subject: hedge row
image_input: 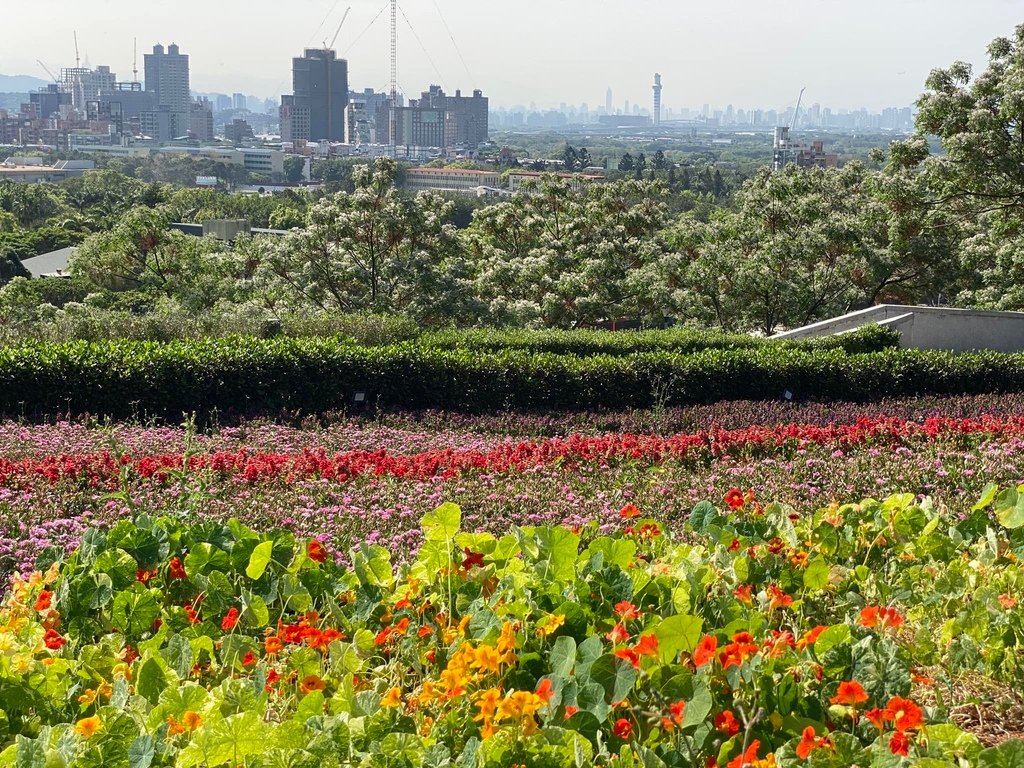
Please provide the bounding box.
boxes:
[415,324,900,356]
[0,335,1021,419]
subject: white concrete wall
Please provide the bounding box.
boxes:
[773,305,1024,353]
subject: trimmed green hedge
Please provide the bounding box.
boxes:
[417,324,900,356]
[0,334,1020,418]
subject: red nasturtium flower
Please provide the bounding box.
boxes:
[859,606,904,630]
[136,568,158,584]
[693,635,718,667]
[461,548,485,570]
[535,678,555,703]
[34,590,52,612]
[43,628,65,650]
[614,601,642,621]
[719,633,759,669]
[727,740,762,768]
[724,488,746,510]
[794,729,835,765]
[613,718,633,739]
[864,707,888,730]
[830,680,869,706]
[221,607,239,631]
[734,584,754,604]
[714,710,740,736]
[633,634,659,657]
[306,540,328,563]
[889,731,911,756]
[767,584,793,609]
[606,623,630,645]
[168,557,187,580]
[619,503,641,519]
[242,651,257,667]
[796,726,819,759]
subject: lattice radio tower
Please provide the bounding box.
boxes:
[389,0,398,147]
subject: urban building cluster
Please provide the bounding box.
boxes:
[278,48,488,154]
[0,36,491,178]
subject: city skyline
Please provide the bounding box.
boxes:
[0,0,1019,113]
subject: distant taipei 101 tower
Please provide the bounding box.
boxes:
[606,86,613,115]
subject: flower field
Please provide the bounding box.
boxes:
[1,395,1023,766]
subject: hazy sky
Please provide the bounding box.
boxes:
[3,1,1020,111]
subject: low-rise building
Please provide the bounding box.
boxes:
[0,157,96,183]
[405,166,500,194]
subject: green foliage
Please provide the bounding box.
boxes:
[0,331,1017,419]
[2,490,1022,766]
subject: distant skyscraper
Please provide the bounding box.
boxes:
[605,87,612,115]
[284,48,349,142]
[652,73,662,127]
[232,93,246,110]
[143,43,190,140]
[624,99,630,115]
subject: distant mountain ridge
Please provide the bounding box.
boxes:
[0,74,50,92]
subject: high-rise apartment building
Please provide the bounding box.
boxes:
[232,92,247,110]
[282,48,348,142]
[391,85,488,149]
[143,43,190,140]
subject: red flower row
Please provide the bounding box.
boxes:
[1,415,1020,488]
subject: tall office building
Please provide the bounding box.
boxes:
[143,43,190,140]
[232,92,247,110]
[605,87,613,115]
[283,48,348,142]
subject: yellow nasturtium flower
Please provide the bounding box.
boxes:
[381,687,403,708]
[74,716,102,739]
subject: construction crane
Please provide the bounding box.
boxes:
[74,31,81,69]
[37,60,60,83]
[790,87,806,130]
[325,6,351,50]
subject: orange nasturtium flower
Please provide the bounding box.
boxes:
[74,716,102,739]
[619,504,641,519]
[299,675,326,695]
[859,606,904,630]
[34,589,53,612]
[830,680,869,706]
[381,687,403,708]
[182,710,203,731]
[885,697,924,732]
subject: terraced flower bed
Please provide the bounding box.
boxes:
[2,489,1022,767]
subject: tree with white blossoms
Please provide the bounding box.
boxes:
[468,175,672,328]
[257,158,471,325]
[664,164,889,336]
[886,24,1024,310]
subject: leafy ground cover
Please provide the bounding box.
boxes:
[2,395,1023,766]
[2,489,1022,767]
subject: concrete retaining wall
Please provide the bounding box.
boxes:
[773,305,1024,353]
